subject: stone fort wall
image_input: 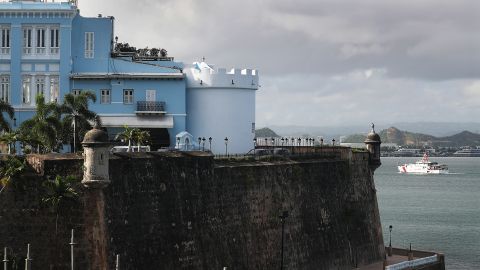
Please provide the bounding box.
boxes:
[0,149,385,269]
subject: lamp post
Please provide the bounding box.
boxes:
[332,138,336,146]
[224,137,229,156]
[279,210,289,270]
[202,137,206,151]
[3,247,9,270]
[70,229,76,270]
[320,138,323,147]
[198,137,201,150]
[388,225,393,256]
[13,117,16,127]
[253,138,257,157]
[209,137,212,151]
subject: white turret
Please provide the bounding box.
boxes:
[185,62,259,154]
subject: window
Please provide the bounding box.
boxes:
[100,89,111,104]
[72,89,82,96]
[22,76,31,104]
[0,27,10,54]
[50,28,59,54]
[123,89,133,104]
[0,75,9,103]
[85,32,94,58]
[50,76,59,102]
[23,28,32,54]
[35,76,45,97]
[36,28,46,54]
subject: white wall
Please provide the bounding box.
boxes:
[186,87,256,154]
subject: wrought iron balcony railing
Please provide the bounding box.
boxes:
[135,101,166,114]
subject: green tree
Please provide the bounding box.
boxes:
[60,91,97,152]
[0,131,19,154]
[0,100,14,132]
[0,156,26,194]
[114,125,137,152]
[134,129,150,151]
[19,94,62,153]
[42,175,79,234]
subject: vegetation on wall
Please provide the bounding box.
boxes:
[41,175,79,235]
[0,156,26,195]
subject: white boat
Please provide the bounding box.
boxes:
[453,148,480,157]
[397,152,449,174]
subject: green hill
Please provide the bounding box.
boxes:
[343,127,480,147]
[255,127,280,138]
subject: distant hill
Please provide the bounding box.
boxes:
[255,127,280,138]
[342,127,480,147]
[268,122,480,139]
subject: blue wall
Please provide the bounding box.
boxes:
[0,3,188,147]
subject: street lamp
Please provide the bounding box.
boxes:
[209,137,212,151]
[202,137,206,151]
[332,138,336,146]
[253,138,257,157]
[279,210,289,270]
[320,138,323,147]
[13,117,16,127]
[224,137,229,156]
[198,137,202,150]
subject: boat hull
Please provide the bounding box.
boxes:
[397,165,449,174]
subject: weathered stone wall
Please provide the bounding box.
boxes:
[0,150,385,269]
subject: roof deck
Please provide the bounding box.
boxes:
[0,0,76,10]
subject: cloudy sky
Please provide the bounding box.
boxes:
[80,0,480,128]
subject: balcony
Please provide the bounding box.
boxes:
[135,101,167,115]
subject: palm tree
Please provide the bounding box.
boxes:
[0,100,14,132]
[0,131,19,154]
[42,175,79,235]
[60,91,97,153]
[134,129,150,152]
[19,94,62,153]
[114,125,137,152]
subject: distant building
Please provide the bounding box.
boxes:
[0,0,258,153]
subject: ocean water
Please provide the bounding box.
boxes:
[375,157,480,270]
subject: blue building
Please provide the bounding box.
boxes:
[0,0,259,154]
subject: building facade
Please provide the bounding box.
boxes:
[0,0,258,154]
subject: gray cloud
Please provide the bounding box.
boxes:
[80,0,480,127]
